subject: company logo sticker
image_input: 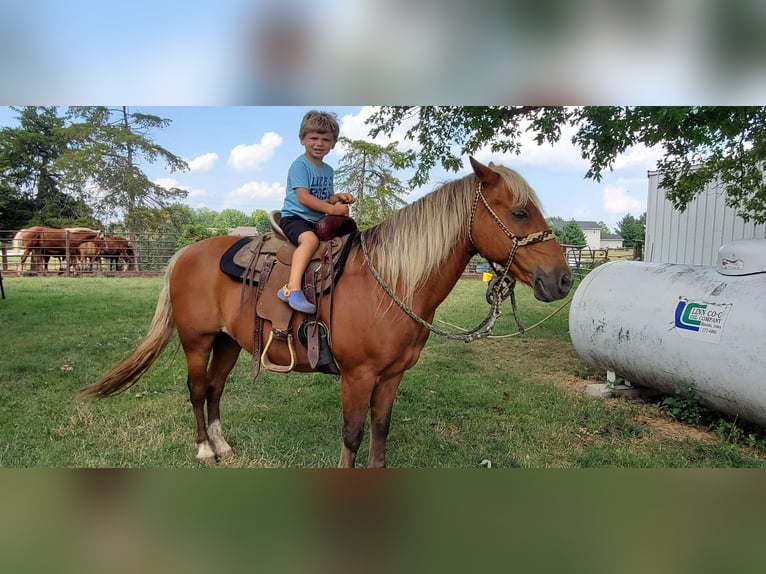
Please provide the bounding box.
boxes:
[674,298,732,343]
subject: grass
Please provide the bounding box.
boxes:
[0,274,764,468]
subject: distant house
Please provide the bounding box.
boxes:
[551,220,623,250]
[573,221,604,250]
[600,233,624,249]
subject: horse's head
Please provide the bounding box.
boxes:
[468,157,572,302]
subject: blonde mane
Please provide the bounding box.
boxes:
[362,162,542,304]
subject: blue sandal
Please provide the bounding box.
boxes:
[277,285,316,314]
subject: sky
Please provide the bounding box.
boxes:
[0,106,663,233]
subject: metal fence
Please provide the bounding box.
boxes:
[0,229,180,276]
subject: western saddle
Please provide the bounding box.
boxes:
[223,212,356,378]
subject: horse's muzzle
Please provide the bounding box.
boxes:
[533,269,572,302]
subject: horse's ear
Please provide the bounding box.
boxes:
[469,156,499,186]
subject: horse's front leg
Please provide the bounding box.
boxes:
[368,373,405,468]
[338,372,376,468]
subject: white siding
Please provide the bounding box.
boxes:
[646,171,766,266]
[583,228,601,250]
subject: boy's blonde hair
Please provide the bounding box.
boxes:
[299,110,340,142]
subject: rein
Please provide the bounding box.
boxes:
[360,180,555,342]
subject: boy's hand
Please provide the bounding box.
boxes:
[332,193,355,205]
[329,202,350,216]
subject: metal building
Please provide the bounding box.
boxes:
[645,170,766,266]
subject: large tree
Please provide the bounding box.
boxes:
[616,213,646,247]
[334,137,411,228]
[367,106,766,223]
[61,106,188,222]
[0,106,97,227]
[0,106,188,229]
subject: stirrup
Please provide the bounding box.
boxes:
[260,330,296,373]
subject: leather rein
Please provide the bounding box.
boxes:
[359,180,555,341]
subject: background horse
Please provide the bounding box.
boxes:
[17,226,103,274]
[77,240,105,273]
[78,158,572,467]
[101,236,136,271]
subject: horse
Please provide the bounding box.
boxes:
[101,236,136,271]
[77,158,572,467]
[17,226,103,274]
[77,240,104,273]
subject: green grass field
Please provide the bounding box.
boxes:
[1,274,764,467]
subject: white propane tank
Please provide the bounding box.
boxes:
[569,239,766,425]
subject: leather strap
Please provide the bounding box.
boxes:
[251,257,274,378]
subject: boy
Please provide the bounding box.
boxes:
[278,110,355,313]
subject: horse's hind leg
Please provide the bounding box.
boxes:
[183,338,218,461]
[205,333,242,459]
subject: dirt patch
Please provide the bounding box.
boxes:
[475,336,722,446]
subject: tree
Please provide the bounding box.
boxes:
[335,137,412,228]
[61,106,188,222]
[546,216,566,242]
[213,208,251,229]
[366,106,766,223]
[616,213,646,247]
[0,106,188,229]
[0,106,97,227]
[561,220,587,246]
[251,209,271,234]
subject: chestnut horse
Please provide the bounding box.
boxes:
[101,236,136,271]
[78,158,572,467]
[17,226,103,273]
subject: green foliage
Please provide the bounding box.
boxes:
[335,137,410,227]
[367,106,766,223]
[661,383,705,425]
[252,209,271,233]
[0,106,188,228]
[176,224,228,247]
[616,213,645,247]
[213,208,251,228]
[561,220,587,246]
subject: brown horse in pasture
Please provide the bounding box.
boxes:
[78,158,572,467]
[101,236,136,271]
[17,226,103,273]
[77,240,105,273]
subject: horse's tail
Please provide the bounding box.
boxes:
[77,248,185,401]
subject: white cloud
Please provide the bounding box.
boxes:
[613,143,663,171]
[155,177,183,190]
[603,185,643,214]
[188,152,218,172]
[228,132,283,171]
[223,180,285,210]
[339,106,420,152]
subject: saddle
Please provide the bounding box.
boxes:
[219,213,357,378]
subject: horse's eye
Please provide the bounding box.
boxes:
[511,210,528,220]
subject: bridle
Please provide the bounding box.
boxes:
[468,180,555,282]
[359,180,556,341]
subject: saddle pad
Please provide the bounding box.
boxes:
[219,231,357,290]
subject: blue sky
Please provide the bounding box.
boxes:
[0,106,662,232]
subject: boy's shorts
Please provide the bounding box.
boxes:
[279,215,317,245]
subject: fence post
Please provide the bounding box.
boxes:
[1,246,7,271]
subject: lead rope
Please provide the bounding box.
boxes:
[360,180,557,341]
[359,231,511,342]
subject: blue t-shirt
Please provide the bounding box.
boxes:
[281,154,334,223]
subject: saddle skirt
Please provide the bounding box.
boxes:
[218,230,356,377]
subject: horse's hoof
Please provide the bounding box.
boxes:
[216,448,234,460]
